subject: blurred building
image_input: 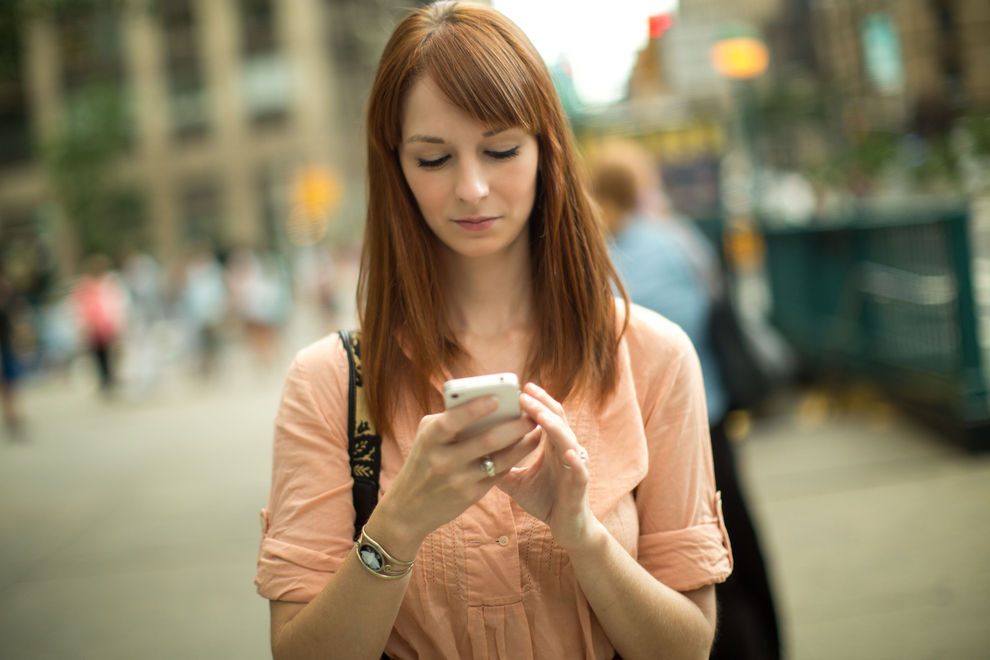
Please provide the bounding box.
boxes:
[601,0,792,219]
[811,0,990,131]
[0,0,419,277]
[652,0,990,124]
[613,0,990,211]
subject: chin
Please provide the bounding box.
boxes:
[455,244,505,260]
[440,227,529,262]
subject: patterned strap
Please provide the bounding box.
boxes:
[338,329,382,542]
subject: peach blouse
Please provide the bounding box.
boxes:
[256,304,732,659]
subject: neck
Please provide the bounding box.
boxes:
[442,244,533,339]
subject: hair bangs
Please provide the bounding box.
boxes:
[419,15,544,134]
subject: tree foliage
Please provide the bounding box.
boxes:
[41,82,133,258]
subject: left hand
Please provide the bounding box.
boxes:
[497,383,594,550]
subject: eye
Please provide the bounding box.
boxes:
[487,146,520,160]
[417,155,450,169]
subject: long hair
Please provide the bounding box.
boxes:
[359,1,629,436]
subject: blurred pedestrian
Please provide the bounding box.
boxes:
[0,267,26,435]
[121,249,166,397]
[72,254,127,396]
[256,3,731,659]
[178,245,228,379]
[293,245,340,332]
[228,248,291,369]
[590,140,781,660]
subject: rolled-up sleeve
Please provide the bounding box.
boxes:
[630,312,733,592]
[255,337,356,603]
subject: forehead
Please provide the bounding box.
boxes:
[401,76,501,141]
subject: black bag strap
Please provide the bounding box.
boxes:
[338,331,394,660]
[338,329,382,542]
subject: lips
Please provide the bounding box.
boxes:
[453,216,498,231]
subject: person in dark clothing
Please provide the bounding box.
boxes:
[709,419,781,659]
[0,269,25,435]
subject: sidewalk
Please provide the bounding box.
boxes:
[0,355,279,660]
[1,351,988,658]
[735,386,990,659]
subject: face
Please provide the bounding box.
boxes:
[398,76,539,263]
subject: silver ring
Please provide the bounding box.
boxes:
[480,456,496,478]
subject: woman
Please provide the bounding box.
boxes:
[255,3,732,658]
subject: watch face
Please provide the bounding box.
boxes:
[359,544,384,571]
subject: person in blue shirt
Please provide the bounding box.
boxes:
[590,141,781,660]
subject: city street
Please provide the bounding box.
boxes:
[1,337,989,659]
[2,1,988,658]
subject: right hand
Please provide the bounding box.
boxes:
[370,396,541,557]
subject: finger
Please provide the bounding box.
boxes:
[520,394,573,445]
[521,394,585,467]
[494,430,543,498]
[488,425,541,474]
[450,415,537,464]
[439,395,500,440]
[519,391,553,420]
[522,382,565,416]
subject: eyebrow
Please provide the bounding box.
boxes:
[404,127,509,144]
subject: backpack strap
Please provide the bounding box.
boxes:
[338,329,382,542]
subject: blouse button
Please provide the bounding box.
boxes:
[497,535,509,546]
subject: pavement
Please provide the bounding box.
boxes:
[733,386,990,659]
[1,337,989,659]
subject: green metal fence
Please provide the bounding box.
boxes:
[759,206,989,449]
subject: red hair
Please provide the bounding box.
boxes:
[359,1,628,436]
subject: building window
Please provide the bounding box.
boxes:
[181,179,223,247]
[55,4,125,92]
[323,0,383,122]
[257,162,289,251]
[930,0,963,103]
[53,3,133,148]
[240,0,277,55]
[105,187,149,253]
[860,13,904,95]
[239,0,290,125]
[0,2,30,165]
[157,0,209,139]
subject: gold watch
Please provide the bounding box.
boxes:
[355,527,415,579]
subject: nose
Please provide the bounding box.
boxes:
[455,160,489,204]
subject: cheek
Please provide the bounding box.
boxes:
[507,159,539,209]
[404,170,446,218]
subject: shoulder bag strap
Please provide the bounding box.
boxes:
[337,329,382,542]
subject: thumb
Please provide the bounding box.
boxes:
[496,466,527,496]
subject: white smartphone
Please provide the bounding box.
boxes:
[442,373,522,436]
